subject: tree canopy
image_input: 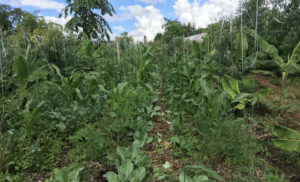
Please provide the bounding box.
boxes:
[62,0,115,40]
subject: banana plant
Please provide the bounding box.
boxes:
[245,27,300,113]
[221,74,270,110]
[272,125,300,153]
[245,27,300,83]
[221,75,249,110]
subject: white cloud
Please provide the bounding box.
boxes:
[109,32,118,41]
[44,16,71,26]
[113,26,125,32]
[129,6,165,41]
[174,0,242,28]
[137,0,164,5]
[1,0,65,11]
[108,5,165,41]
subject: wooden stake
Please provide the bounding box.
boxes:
[116,37,120,63]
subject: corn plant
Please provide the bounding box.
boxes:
[22,100,45,139]
[52,65,84,106]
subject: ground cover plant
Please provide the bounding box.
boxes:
[0,0,300,181]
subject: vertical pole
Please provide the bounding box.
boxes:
[116,37,120,64]
[172,35,175,60]
[144,35,147,45]
[241,3,244,77]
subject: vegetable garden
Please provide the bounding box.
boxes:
[0,0,300,181]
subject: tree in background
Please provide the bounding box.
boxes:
[62,0,115,40]
[0,4,12,31]
[9,8,26,27]
[155,19,201,43]
[242,0,300,60]
[23,13,38,33]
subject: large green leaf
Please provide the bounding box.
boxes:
[288,41,300,65]
[130,167,145,182]
[179,172,210,182]
[28,66,48,82]
[179,172,193,182]
[13,56,34,82]
[272,139,300,153]
[273,125,300,139]
[193,176,210,182]
[284,41,300,74]
[234,30,248,61]
[116,146,128,161]
[117,159,133,180]
[221,74,240,99]
[187,165,224,181]
[68,167,84,182]
[78,33,95,58]
[231,93,251,103]
[52,65,66,85]
[53,168,68,182]
[272,125,300,153]
[244,27,284,65]
[104,172,119,182]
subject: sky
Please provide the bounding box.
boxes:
[0,0,242,41]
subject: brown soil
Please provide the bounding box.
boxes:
[253,74,300,181]
[266,148,300,182]
[253,73,300,125]
[145,102,183,181]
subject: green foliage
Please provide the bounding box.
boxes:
[179,172,210,182]
[46,167,84,182]
[104,160,146,182]
[13,55,34,84]
[283,41,300,74]
[104,140,150,182]
[69,124,109,161]
[221,74,240,98]
[1,3,300,181]
[23,13,38,33]
[0,4,12,31]
[245,27,284,65]
[221,74,247,110]
[52,65,85,105]
[62,0,115,39]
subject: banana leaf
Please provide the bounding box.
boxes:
[272,125,300,153]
